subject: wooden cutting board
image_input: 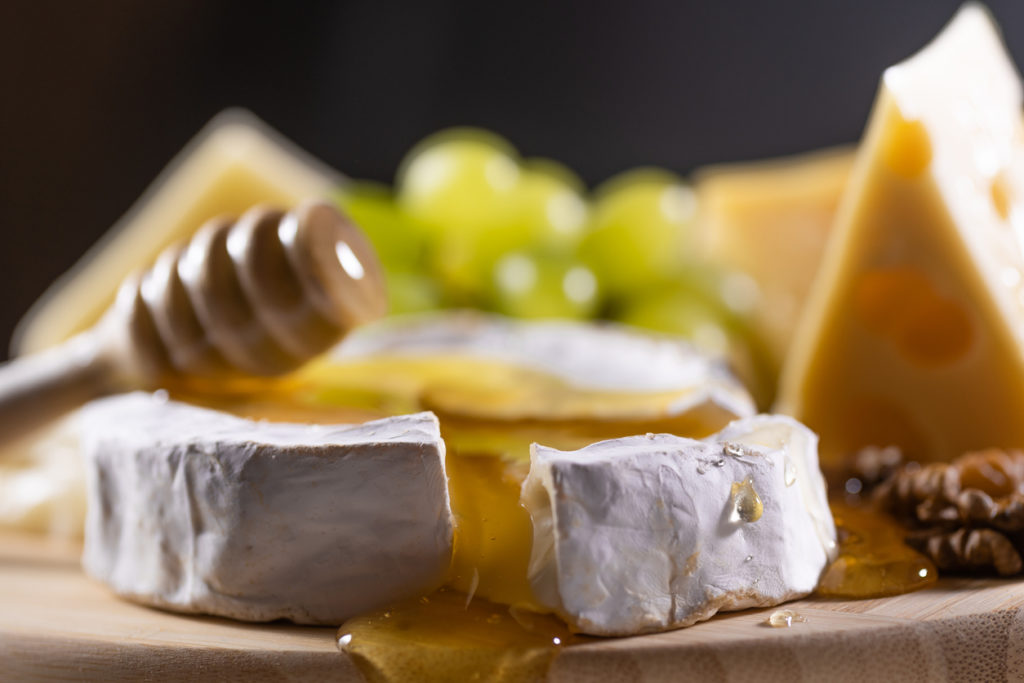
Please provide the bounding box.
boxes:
[2,530,1023,682]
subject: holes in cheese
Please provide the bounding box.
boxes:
[854,267,974,367]
[832,397,928,465]
[991,174,1012,221]
[881,111,932,178]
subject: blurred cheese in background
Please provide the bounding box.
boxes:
[0,417,84,539]
[12,109,342,357]
[695,147,855,393]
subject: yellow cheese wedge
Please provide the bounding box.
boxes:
[778,6,1024,465]
[12,110,342,356]
[696,147,854,381]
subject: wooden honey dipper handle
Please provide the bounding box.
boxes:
[0,200,387,445]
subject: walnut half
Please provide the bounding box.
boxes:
[906,527,1023,577]
[869,449,1024,577]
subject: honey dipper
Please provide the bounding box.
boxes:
[0,200,387,444]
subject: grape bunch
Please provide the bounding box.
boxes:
[335,128,771,403]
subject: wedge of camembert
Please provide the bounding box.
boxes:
[80,393,452,625]
[521,415,836,636]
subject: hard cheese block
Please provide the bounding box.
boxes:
[778,6,1024,464]
[80,393,452,625]
[696,147,854,382]
[13,110,341,356]
[521,414,835,636]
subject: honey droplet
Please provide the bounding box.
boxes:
[724,443,748,458]
[766,609,805,628]
[729,477,763,523]
[784,456,797,487]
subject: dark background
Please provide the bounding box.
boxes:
[1,1,1022,359]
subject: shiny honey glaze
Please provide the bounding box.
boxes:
[817,500,937,598]
[337,418,633,683]
[337,589,590,682]
[176,354,938,681]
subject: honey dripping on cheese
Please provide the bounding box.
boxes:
[334,422,599,683]
[299,355,677,683]
[729,476,764,523]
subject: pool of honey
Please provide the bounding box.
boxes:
[819,501,936,598]
[175,356,936,682]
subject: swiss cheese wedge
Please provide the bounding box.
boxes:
[779,5,1024,464]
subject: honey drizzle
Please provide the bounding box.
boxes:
[334,413,623,683]
[817,500,937,598]
[337,588,590,683]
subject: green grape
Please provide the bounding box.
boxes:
[396,128,520,230]
[579,168,698,297]
[335,181,427,271]
[511,158,589,250]
[489,250,601,320]
[460,159,590,294]
[396,129,522,296]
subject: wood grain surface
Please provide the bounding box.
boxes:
[2,530,1024,682]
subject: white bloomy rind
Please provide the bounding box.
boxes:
[522,414,836,636]
[335,311,756,420]
[80,393,453,625]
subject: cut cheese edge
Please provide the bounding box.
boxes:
[778,5,1024,464]
[696,146,854,385]
[80,393,452,625]
[521,415,835,636]
[13,110,342,356]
